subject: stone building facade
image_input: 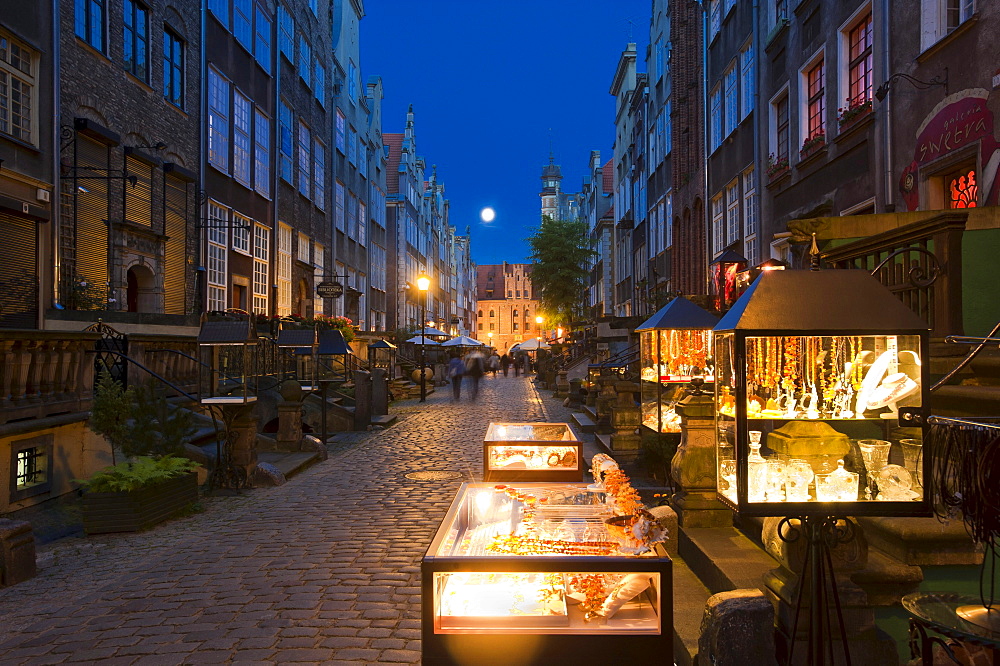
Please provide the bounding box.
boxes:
[474,263,543,353]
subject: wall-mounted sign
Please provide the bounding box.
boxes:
[316,281,343,299]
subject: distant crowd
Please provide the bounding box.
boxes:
[446,350,534,401]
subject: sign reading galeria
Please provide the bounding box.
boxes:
[899,88,1000,211]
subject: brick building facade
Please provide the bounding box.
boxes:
[474,263,543,353]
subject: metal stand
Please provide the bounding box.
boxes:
[318,378,335,446]
[205,403,252,492]
[420,298,427,402]
[780,515,854,666]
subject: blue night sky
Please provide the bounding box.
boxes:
[360,0,650,268]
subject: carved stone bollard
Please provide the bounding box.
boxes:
[371,367,389,416]
[276,379,304,451]
[0,519,36,587]
[609,381,642,459]
[671,385,732,527]
[568,378,583,408]
[594,372,617,434]
[698,589,777,666]
[554,369,570,398]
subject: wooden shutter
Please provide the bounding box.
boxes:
[0,212,38,328]
[164,175,189,315]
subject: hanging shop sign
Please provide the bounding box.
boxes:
[316,281,343,299]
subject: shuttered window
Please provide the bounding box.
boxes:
[164,175,188,315]
[74,136,110,304]
[0,213,37,328]
[124,155,152,226]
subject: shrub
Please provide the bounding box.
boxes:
[76,455,200,493]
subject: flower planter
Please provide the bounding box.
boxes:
[82,472,199,535]
[837,107,873,135]
[767,166,791,184]
[799,142,826,162]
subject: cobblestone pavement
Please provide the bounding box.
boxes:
[0,375,587,665]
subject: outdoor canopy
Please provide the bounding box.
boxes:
[516,338,551,351]
[406,335,441,345]
[415,327,449,338]
[440,335,484,347]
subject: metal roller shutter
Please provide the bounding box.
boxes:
[124,156,152,227]
[74,137,110,301]
[163,175,189,315]
[0,212,38,328]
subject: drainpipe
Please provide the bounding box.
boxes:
[50,0,60,326]
[881,0,893,212]
[752,0,761,262]
[196,0,208,314]
[272,5,281,317]
[702,1,711,295]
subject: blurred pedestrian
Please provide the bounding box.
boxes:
[465,350,486,400]
[487,353,500,377]
[500,353,511,377]
[447,353,464,401]
[513,354,523,377]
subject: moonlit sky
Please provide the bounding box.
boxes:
[360,1,650,267]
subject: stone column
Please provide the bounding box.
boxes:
[371,368,389,416]
[276,380,304,450]
[671,387,731,527]
[609,381,642,460]
[595,372,618,434]
[568,378,583,408]
[227,402,258,482]
[353,370,372,430]
[554,369,570,398]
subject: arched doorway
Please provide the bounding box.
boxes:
[126,264,156,312]
[296,278,309,317]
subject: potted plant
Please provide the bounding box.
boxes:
[766,153,790,181]
[82,374,200,534]
[837,97,873,131]
[799,130,826,159]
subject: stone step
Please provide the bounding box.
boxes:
[370,414,397,428]
[584,404,598,421]
[570,411,596,433]
[594,432,613,456]
[671,558,712,666]
[678,525,778,596]
[258,450,322,479]
[929,384,1000,417]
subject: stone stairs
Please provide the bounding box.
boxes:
[929,343,1000,417]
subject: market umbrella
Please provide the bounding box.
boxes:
[405,335,441,345]
[415,327,449,338]
[517,338,551,351]
[441,335,484,347]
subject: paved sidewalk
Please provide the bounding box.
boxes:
[0,374,588,665]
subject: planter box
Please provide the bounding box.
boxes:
[82,472,199,535]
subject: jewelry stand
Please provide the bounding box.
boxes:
[779,515,854,666]
[204,399,256,492]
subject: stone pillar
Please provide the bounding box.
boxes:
[698,590,777,666]
[568,378,583,408]
[554,369,570,398]
[230,405,259,478]
[609,381,642,460]
[671,387,732,527]
[0,519,36,587]
[353,370,372,430]
[595,372,617,434]
[371,368,389,416]
[276,379,304,450]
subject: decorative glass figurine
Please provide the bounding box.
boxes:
[858,440,892,499]
[875,464,920,501]
[785,459,815,502]
[747,431,767,502]
[898,438,923,491]
[814,459,860,502]
[765,459,786,502]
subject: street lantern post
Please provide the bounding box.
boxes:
[417,273,430,402]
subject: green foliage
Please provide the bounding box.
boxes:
[89,371,136,464]
[76,455,200,493]
[124,383,196,459]
[64,274,110,310]
[526,216,596,326]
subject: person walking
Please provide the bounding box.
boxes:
[465,350,486,400]
[487,353,500,377]
[513,354,522,377]
[500,353,511,377]
[447,353,465,401]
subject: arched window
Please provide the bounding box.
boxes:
[489,310,495,318]
[512,309,518,317]
[478,309,483,317]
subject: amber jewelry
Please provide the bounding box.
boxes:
[782,336,800,391]
[486,535,618,556]
[851,337,864,390]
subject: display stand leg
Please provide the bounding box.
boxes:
[206,404,250,492]
[781,515,853,666]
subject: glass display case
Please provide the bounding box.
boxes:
[713,269,931,517]
[636,297,719,435]
[483,423,583,482]
[422,481,672,664]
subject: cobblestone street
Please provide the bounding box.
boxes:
[0,375,587,665]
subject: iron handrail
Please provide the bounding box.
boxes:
[930,320,1000,392]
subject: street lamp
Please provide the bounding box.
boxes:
[488,330,493,347]
[535,315,544,340]
[417,272,430,402]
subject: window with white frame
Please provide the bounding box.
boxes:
[254,109,270,197]
[724,64,738,135]
[297,232,310,263]
[277,223,291,316]
[803,56,825,143]
[921,0,976,50]
[298,35,310,87]
[208,68,230,172]
[710,86,722,152]
[232,212,251,254]
[313,242,325,313]
[233,0,252,52]
[278,5,293,62]
[371,243,386,291]
[252,224,269,314]
[846,11,873,108]
[712,194,725,255]
[359,140,367,178]
[347,192,357,237]
[742,168,758,262]
[232,90,252,186]
[335,109,346,153]
[335,181,345,231]
[726,181,740,244]
[665,193,673,248]
[278,100,292,183]
[313,139,325,210]
[348,61,357,102]
[357,201,367,247]
[254,6,271,73]
[297,121,310,198]
[348,127,357,165]
[206,202,228,311]
[740,42,754,119]
[773,90,790,165]
[0,30,37,144]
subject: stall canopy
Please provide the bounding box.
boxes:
[635,296,720,332]
[517,338,551,351]
[441,335,484,347]
[415,327,450,338]
[406,335,441,346]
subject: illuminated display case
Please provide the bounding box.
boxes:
[635,297,719,435]
[483,423,583,482]
[713,270,930,517]
[421,481,672,664]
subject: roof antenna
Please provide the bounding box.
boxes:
[548,129,554,164]
[809,233,822,271]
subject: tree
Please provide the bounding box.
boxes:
[526,216,596,326]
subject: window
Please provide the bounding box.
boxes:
[254,109,270,197]
[298,35,311,87]
[712,194,724,255]
[490,322,495,331]
[163,29,183,108]
[254,6,271,73]
[206,201,228,310]
[252,224,270,314]
[477,310,483,317]
[233,90,252,186]
[923,0,976,47]
[0,31,36,143]
[348,127,357,165]
[774,93,790,164]
[357,201,366,246]
[805,58,825,140]
[297,121,310,198]
[948,168,978,208]
[710,86,722,151]
[347,192,357,237]
[348,61,357,102]
[709,0,721,40]
[123,1,149,82]
[277,223,292,316]
[513,309,519,317]
[297,232,310,263]
[775,0,788,21]
[232,212,251,254]
[740,42,754,119]
[726,181,740,244]
[489,310,495,317]
[278,6,294,62]
[12,436,53,501]
[359,140,367,177]
[335,181,345,231]
[208,0,228,28]
[314,62,325,107]
[742,168,757,262]
[847,13,873,107]
[724,65,738,136]
[947,0,976,32]
[478,323,483,331]
[313,139,325,210]
[75,0,107,52]
[335,109,346,153]
[208,68,230,172]
[513,322,519,330]
[233,0,252,51]
[278,100,293,184]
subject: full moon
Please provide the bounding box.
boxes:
[480,207,496,223]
